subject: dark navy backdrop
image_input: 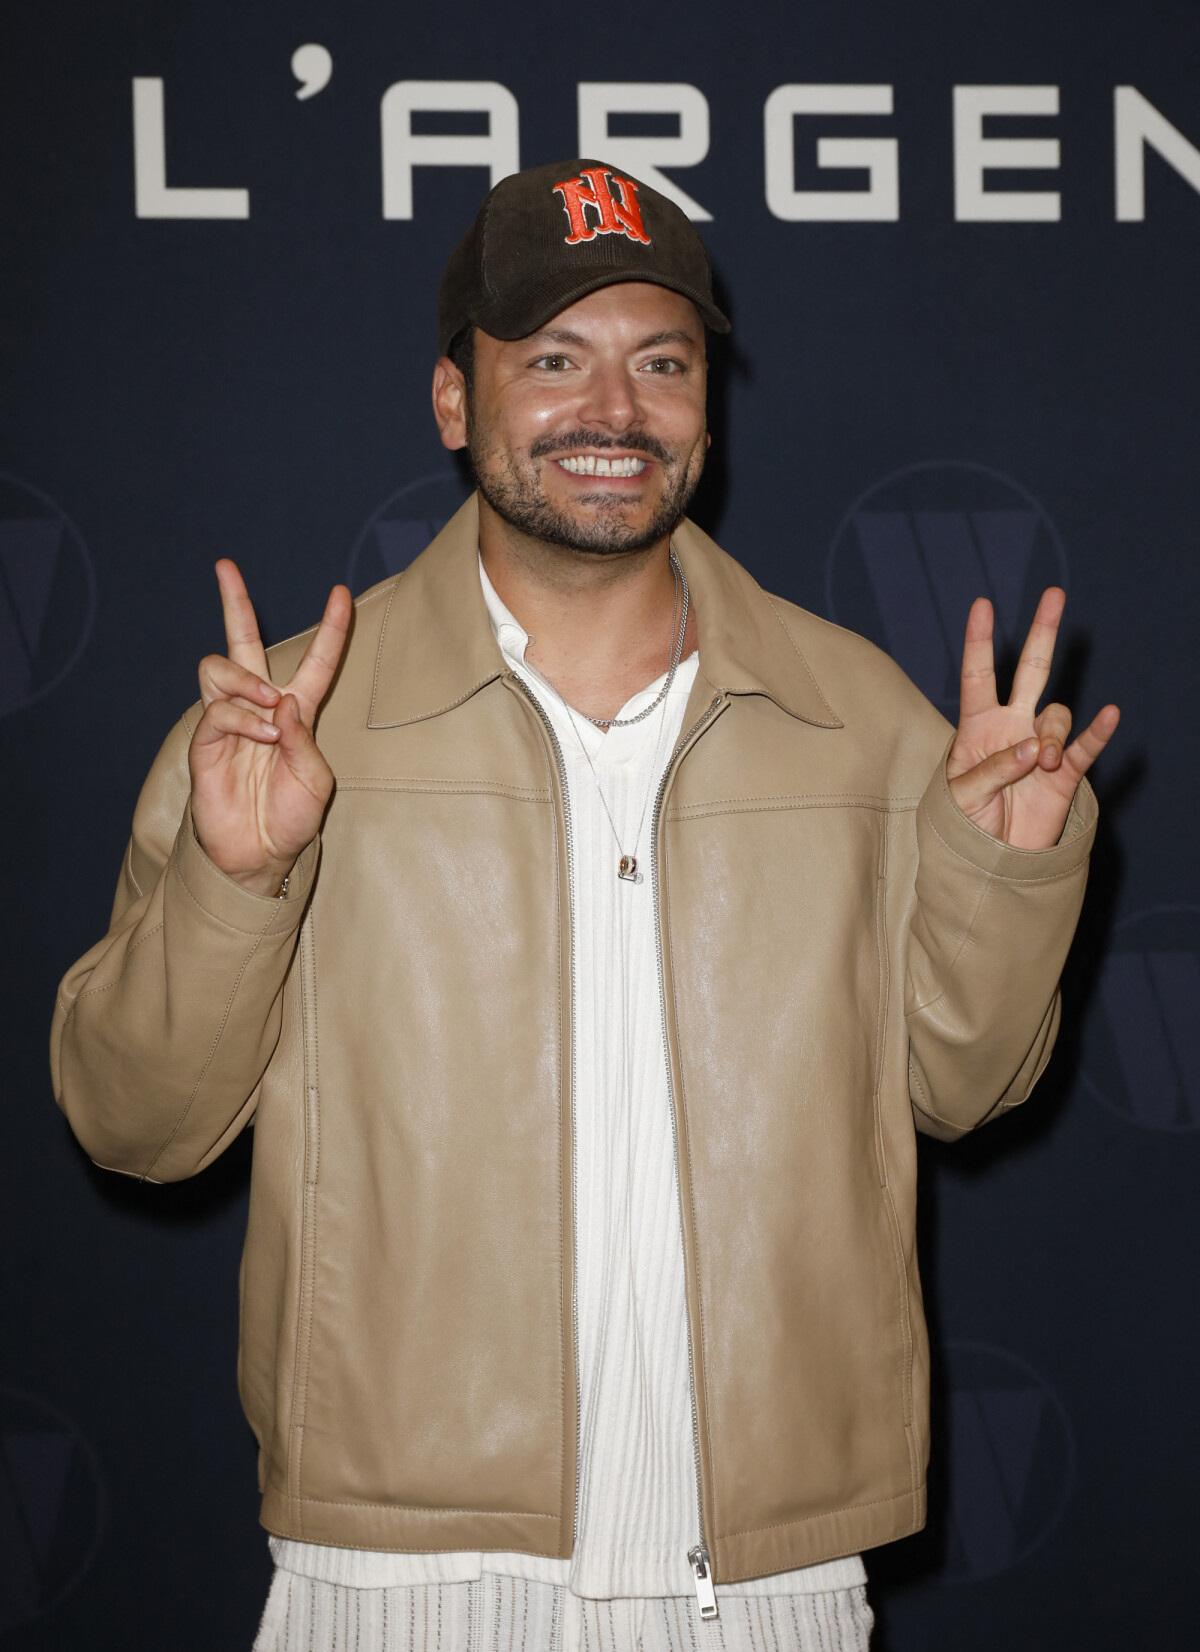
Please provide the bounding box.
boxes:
[3,1,1198,1645]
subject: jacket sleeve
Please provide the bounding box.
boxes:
[50,711,320,1181]
[904,742,1097,1140]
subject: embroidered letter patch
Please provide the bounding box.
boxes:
[552,168,652,246]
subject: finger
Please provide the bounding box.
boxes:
[1010,586,1065,712]
[1033,702,1072,771]
[198,653,282,711]
[958,597,999,720]
[1060,703,1121,783]
[947,738,1040,817]
[215,559,270,677]
[191,698,282,750]
[287,585,353,718]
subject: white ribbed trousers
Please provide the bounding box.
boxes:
[253,1571,874,1652]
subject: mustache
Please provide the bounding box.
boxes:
[529,428,675,465]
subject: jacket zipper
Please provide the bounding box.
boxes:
[651,694,725,1620]
[509,677,583,1553]
[515,672,724,1612]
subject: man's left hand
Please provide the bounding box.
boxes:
[946,587,1120,850]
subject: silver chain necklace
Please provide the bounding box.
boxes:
[573,551,689,729]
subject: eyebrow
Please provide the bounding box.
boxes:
[526,326,701,351]
[635,329,699,349]
[529,328,589,347]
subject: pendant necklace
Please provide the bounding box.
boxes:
[522,556,688,885]
[561,688,673,886]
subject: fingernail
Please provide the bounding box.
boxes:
[1017,740,1038,762]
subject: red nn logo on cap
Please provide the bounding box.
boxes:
[552,167,652,247]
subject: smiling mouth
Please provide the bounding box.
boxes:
[554,454,648,478]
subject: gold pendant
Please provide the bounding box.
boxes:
[618,855,642,884]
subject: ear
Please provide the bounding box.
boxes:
[432,358,468,451]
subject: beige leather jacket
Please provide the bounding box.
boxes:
[52,498,1096,1582]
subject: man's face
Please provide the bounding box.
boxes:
[442,283,708,556]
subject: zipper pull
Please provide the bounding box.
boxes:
[687,1544,718,1619]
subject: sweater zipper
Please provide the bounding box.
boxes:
[651,694,724,1620]
[509,677,583,1553]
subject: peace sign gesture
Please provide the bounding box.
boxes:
[189,561,353,896]
[946,587,1120,850]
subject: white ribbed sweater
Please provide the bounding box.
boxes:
[269,562,864,1604]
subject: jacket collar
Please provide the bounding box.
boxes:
[367,493,841,730]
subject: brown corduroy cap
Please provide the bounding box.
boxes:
[438,159,730,357]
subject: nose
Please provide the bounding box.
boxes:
[575,358,643,434]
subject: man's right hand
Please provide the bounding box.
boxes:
[189,560,352,897]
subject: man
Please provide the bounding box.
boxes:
[52,160,1118,1651]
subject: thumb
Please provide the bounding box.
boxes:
[947,739,1039,817]
[274,691,306,741]
[275,693,329,786]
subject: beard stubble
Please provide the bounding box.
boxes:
[467,416,706,557]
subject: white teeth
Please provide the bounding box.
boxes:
[555,455,648,477]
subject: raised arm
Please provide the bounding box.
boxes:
[50,566,350,1180]
[905,589,1118,1138]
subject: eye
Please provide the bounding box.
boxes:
[640,356,683,375]
[532,354,573,371]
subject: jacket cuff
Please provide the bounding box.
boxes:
[170,802,319,935]
[920,737,1098,884]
